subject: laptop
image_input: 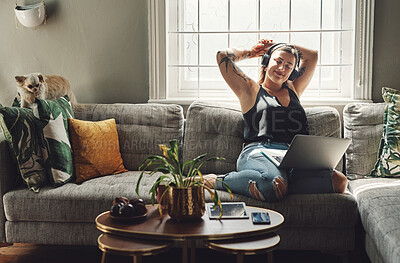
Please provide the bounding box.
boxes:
[260,135,351,169]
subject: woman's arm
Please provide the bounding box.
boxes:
[290,44,318,97]
[216,48,254,98]
[216,41,271,99]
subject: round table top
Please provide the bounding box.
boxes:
[96,205,284,241]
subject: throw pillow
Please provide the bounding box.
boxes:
[68,118,127,183]
[0,106,47,192]
[33,95,75,186]
[370,87,400,177]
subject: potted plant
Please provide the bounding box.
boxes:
[135,139,232,220]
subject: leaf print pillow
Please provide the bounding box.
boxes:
[33,95,75,186]
[370,87,400,177]
[0,106,47,192]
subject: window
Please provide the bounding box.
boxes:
[148,0,374,104]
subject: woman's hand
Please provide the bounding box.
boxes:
[249,39,274,58]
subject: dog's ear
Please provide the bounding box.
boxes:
[38,74,44,83]
[15,76,26,85]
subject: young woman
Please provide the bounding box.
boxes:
[206,39,348,202]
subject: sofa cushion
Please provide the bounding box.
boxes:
[74,103,185,171]
[215,188,357,228]
[183,101,342,174]
[3,171,156,223]
[183,101,243,174]
[305,106,341,137]
[5,222,101,245]
[68,118,127,183]
[0,106,47,192]
[348,178,400,263]
[34,95,75,187]
[371,87,400,178]
[4,169,358,230]
[344,103,386,179]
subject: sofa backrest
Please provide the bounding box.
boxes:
[183,101,341,174]
[343,103,386,179]
[74,103,184,170]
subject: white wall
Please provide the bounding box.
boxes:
[0,0,148,106]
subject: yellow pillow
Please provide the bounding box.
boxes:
[68,118,127,183]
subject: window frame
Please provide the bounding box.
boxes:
[148,0,374,105]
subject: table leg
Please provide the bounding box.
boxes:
[237,253,244,263]
[182,240,188,263]
[101,252,108,263]
[133,255,142,263]
[267,251,273,263]
[190,240,196,263]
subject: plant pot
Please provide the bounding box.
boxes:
[156,184,168,210]
[15,1,46,28]
[167,186,205,221]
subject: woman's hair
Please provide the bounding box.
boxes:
[257,44,302,85]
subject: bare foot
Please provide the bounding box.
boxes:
[195,174,217,188]
[332,170,348,193]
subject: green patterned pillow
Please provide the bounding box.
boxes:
[0,106,47,192]
[33,95,75,186]
[12,96,21,107]
[371,87,400,177]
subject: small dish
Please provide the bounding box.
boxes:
[110,211,148,223]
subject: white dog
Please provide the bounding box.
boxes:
[15,73,78,109]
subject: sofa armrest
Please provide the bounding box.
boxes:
[0,131,19,242]
[343,102,386,179]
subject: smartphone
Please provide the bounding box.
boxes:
[251,212,271,224]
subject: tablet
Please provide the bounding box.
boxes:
[206,202,249,219]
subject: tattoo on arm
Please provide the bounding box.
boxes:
[243,51,251,59]
[297,67,306,78]
[218,51,249,82]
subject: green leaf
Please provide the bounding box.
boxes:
[169,139,179,160]
[149,175,171,205]
[188,156,225,178]
[184,153,208,178]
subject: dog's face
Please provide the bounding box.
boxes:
[15,74,44,94]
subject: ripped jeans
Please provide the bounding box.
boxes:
[215,141,335,202]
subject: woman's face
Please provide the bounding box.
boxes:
[266,50,296,84]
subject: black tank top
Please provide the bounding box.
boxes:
[243,85,309,144]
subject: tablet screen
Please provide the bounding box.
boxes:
[206,202,249,219]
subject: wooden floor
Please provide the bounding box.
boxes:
[0,243,367,263]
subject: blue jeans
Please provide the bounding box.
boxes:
[216,141,335,201]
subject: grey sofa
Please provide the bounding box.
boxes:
[344,102,400,263]
[0,101,358,255]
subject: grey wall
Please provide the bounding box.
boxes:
[0,0,148,106]
[372,0,400,102]
[0,1,397,106]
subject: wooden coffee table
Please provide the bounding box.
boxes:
[96,205,284,263]
[206,233,280,263]
[97,233,173,263]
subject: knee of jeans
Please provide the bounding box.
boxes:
[273,176,287,200]
[249,180,266,201]
[248,177,287,201]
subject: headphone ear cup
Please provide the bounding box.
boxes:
[261,53,270,67]
[288,69,299,81]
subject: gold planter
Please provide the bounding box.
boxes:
[167,186,205,221]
